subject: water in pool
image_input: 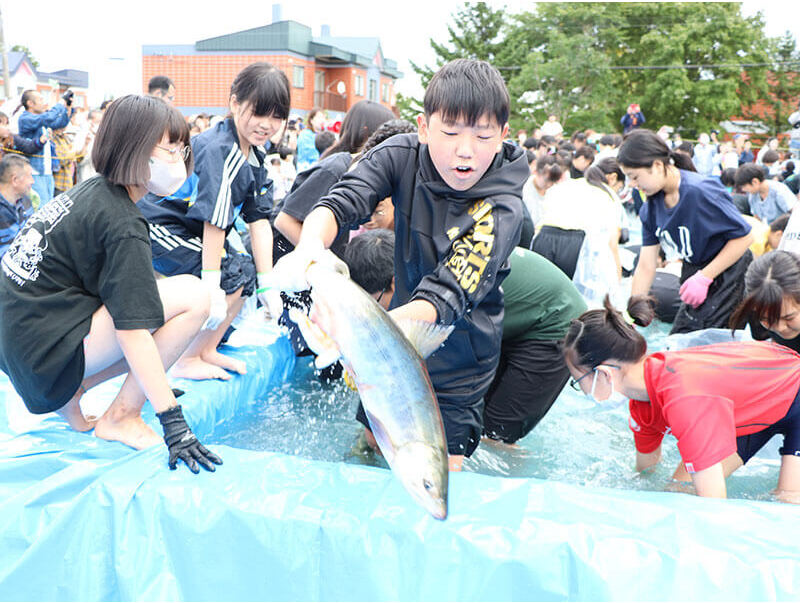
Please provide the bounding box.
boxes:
[208,320,782,503]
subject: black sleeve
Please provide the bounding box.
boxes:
[316,145,400,230]
[96,233,165,330]
[412,195,524,325]
[281,164,344,222]
[13,134,44,156]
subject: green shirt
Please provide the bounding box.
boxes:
[502,248,587,342]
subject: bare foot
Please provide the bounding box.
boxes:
[56,386,96,432]
[201,349,247,375]
[171,356,232,381]
[94,413,162,450]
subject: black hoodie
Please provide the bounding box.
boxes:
[318,133,527,452]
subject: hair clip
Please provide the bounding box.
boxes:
[621,310,636,325]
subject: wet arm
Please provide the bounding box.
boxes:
[631,244,659,297]
[274,211,303,246]
[636,446,662,472]
[691,462,727,498]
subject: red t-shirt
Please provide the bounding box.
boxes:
[629,342,800,473]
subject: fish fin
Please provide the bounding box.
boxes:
[394,320,454,359]
[364,410,395,464]
[288,308,341,367]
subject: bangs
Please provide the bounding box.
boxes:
[746,289,785,330]
[424,59,509,127]
[166,108,190,145]
[231,63,291,120]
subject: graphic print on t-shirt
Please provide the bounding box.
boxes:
[655,225,693,261]
[1,192,73,286]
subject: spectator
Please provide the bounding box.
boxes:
[296,107,326,172]
[595,134,618,163]
[51,126,85,196]
[540,114,564,139]
[148,75,176,105]
[0,111,44,165]
[735,163,797,224]
[720,167,751,215]
[789,107,800,160]
[693,133,716,176]
[0,155,34,256]
[314,130,336,156]
[515,129,527,146]
[15,89,73,205]
[761,149,780,179]
[736,135,754,165]
[570,145,595,179]
[756,137,779,165]
[716,141,740,172]
[74,108,102,183]
[571,131,587,150]
[620,103,645,134]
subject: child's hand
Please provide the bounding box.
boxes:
[256,272,284,320]
[157,405,223,473]
[679,272,713,308]
[271,240,347,292]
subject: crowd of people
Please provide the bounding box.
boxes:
[2,60,800,503]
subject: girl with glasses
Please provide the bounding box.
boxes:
[562,294,800,503]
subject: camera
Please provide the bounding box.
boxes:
[61,89,74,107]
[288,119,297,131]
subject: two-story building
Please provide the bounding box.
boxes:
[142,18,402,119]
[1,52,89,111]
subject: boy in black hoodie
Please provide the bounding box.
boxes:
[270,59,527,470]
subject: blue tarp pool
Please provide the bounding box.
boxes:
[1,324,800,601]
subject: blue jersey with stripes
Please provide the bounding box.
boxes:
[138,118,274,237]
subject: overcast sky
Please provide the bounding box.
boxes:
[2,0,798,106]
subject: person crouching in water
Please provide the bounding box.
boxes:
[562,295,800,502]
[344,231,587,447]
[0,95,221,474]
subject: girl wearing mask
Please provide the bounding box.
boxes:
[139,62,290,380]
[563,295,800,503]
[0,95,221,473]
[620,129,753,334]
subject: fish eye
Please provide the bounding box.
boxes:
[423,479,433,491]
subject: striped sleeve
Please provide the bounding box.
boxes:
[187,141,248,229]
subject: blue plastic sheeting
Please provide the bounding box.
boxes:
[2,337,800,600]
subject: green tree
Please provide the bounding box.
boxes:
[406,2,511,115]
[742,32,800,136]
[10,44,38,69]
[504,2,771,135]
[395,91,423,123]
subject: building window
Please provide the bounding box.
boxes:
[368,79,377,102]
[293,66,305,89]
[382,83,390,103]
[355,75,364,97]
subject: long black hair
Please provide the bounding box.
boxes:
[321,100,394,159]
[617,129,696,173]
[230,62,290,119]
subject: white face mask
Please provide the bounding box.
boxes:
[587,367,629,408]
[146,156,187,197]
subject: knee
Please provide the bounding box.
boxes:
[162,274,210,323]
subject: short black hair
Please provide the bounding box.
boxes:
[92,95,191,187]
[148,75,174,95]
[720,167,738,188]
[734,163,766,186]
[770,213,791,232]
[557,141,575,154]
[357,118,417,157]
[230,62,291,119]
[314,130,335,154]
[522,136,538,150]
[574,145,595,161]
[761,149,779,164]
[599,134,616,147]
[343,229,395,295]
[0,154,30,183]
[423,58,509,127]
[277,144,293,160]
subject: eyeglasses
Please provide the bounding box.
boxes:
[155,144,191,161]
[569,364,621,391]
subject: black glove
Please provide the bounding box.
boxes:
[157,405,223,473]
[61,90,74,107]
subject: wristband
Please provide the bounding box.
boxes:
[201,269,221,287]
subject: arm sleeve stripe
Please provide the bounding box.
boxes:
[211,145,246,228]
[148,223,203,253]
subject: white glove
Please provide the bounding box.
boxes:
[201,269,228,331]
[256,272,284,321]
[270,239,348,293]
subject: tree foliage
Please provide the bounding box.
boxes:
[409,2,791,136]
[10,45,38,69]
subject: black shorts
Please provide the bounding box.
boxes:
[483,339,570,444]
[737,386,800,463]
[530,225,585,280]
[148,223,256,296]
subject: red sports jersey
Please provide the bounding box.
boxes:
[628,341,800,473]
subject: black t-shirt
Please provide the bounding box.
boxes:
[0,176,164,413]
[280,151,353,258]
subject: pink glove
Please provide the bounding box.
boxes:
[679,272,713,308]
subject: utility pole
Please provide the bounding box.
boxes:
[0,6,11,100]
